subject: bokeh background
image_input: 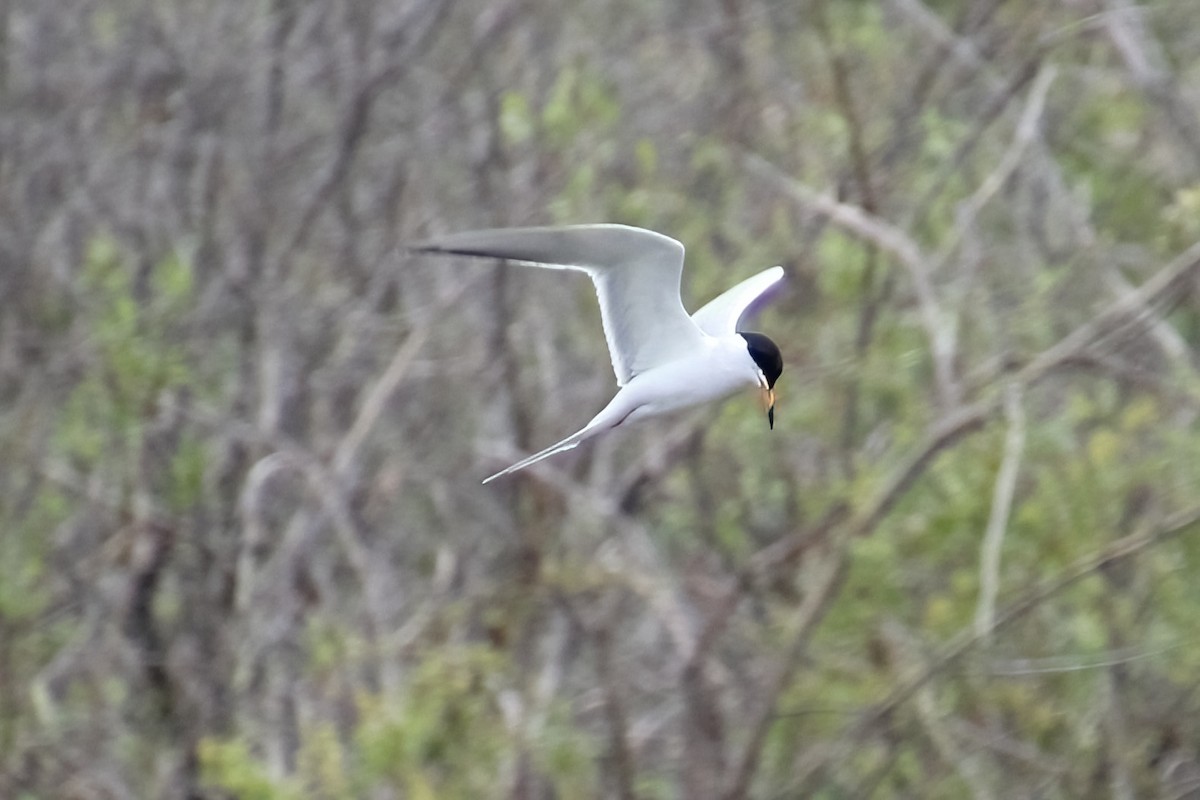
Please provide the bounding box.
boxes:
[5,0,1200,797]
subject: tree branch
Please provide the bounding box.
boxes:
[796,502,1200,793]
[743,152,959,408]
[974,381,1025,641]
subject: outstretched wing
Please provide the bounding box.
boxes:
[690,266,785,336]
[412,224,706,385]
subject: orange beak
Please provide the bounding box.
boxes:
[760,386,776,430]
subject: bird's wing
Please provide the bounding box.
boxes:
[412,224,706,385]
[690,266,785,336]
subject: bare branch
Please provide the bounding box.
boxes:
[1019,237,1200,380]
[796,502,1200,792]
[332,323,431,477]
[935,65,1058,271]
[1102,0,1200,172]
[850,236,1200,543]
[743,152,960,408]
[974,381,1025,641]
[594,624,638,800]
[721,548,848,800]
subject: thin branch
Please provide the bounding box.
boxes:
[332,322,431,477]
[935,65,1057,271]
[915,670,995,800]
[1100,263,1191,364]
[270,0,452,277]
[685,503,850,672]
[946,717,1068,777]
[594,625,638,800]
[847,401,990,539]
[681,657,727,800]
[1102,0,1200,172]
[849,236,1200,541]
[985,638,1199,676]
[814,0,888,475]
[1018,237,1200,380]
[887,0,989,74]
[237,449,373,610]
[721,548,848,800]
[902,50,1046,233]
[742,152,960,408]
[795,502,1200,791]
[974,380,1025,641]
[742,155,928,283]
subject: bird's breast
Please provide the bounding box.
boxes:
[622,338,759,415]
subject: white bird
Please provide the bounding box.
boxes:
[412,224,784,484]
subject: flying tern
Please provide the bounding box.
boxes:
[412,224,784,483]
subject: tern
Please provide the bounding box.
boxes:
[413,224,784,484]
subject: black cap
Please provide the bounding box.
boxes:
[740,332,783,389]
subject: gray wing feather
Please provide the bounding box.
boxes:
[413,224,705,385]
[690,266,785,336]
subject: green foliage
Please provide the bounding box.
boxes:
[0,487,67,620]
[1060,87,1166,246]
[84,238,187,397]
[1161,184,1200,251]
[199,645,599,799]
[10,2,1200,798]
[543,66,620,148]
[198,738,305,800]
[355,646,509,795]
[165,435,207,511]
[815,231,870,303]
[499,91,535,147]
[0,233,219,786]
[53,236,209,510]
[528,703,599,800]
[495,65,626,224]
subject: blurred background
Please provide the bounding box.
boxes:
[4,0,1200,797]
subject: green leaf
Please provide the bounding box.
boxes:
[499,91,534,146]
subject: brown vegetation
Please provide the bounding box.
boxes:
[3,0,1200,797]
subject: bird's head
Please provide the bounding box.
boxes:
[740,332,783,429]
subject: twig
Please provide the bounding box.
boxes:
[721,547,848,800]
[887,0,989,74]
[847,401,990,539]
[935,65,1057,271]
[1102,0,1200,171]
[332,323,431,476]
[795,502,1200,791]
[850,236,1200,541]
[915,668,995,800]
[974,380,1025,641]
[742,152,960,408]
[985,638,1198,676]
[1101,264,1191,363]
[1018,237,1200,381]
[814,0,888,474]
[594,624,638,800]
[237,449,373,610]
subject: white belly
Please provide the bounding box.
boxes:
[593,336,761,427]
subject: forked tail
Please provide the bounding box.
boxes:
[481,429,592,484]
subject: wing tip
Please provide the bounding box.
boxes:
[407,239,495,260]
[405,238,439,253]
